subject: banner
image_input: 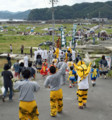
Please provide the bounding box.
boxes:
[61,26,66,47]
[72,24,77,45]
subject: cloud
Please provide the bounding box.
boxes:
[0,0,110,12]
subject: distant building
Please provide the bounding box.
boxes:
[91,18,108,23]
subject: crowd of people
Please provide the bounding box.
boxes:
[1,46,109,120]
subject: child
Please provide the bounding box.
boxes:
[67,58,73,70]
[14,69,40,120]
[44,61,67,117]
[74,61,91,109]
[68,66,77,88]
[1,64,13,102]
[52,55,58,66]
[40,59,48,76]
[91,65,99,87]
[13,60,20,79]
[28,61,36,80]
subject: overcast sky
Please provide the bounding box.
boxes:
[0,0,110,12]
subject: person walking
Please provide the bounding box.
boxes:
[30,47,33,58]
[14,69,40,120]
[44,61,67,117]
[7,53,11,68]
[1,64,13,102]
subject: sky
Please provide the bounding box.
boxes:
[0,0,110,12]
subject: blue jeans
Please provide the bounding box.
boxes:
[3,86,13,100]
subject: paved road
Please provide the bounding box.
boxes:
[0,74,112,120]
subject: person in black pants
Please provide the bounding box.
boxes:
[7,53,11,68]
[21,45,24,54]
[30,47,33,58]
[1,64,13,102]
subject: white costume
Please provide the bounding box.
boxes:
[39,49,42,56]
[50,51,53,64]
[43,50,48,60]
[72,50,76,61]
[78,76,89,89]
[24,55,28,67]
[41,50,44,59]
[34,50,38,61]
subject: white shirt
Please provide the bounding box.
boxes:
[43,50,48,59]
[24,56,28,67]
[78,76,89,89]
[72,50,76,61]
[10,46,12,50]
[34,50,38,61]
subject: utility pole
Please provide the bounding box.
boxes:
[99,11,100,25]
[50,0,58,46]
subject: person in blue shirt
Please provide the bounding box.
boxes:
[68,66,77,88]
[99,55,108,79]
[91,65,99,87]
[13,60,20,79]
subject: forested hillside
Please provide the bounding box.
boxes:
[28,1,112,20]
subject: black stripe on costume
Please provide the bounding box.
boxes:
[58,98,63,101]
[30,106,39,117]
[78,94,83,97]
[83,98,87,100]
[50,98,56,102]
[84,94,87,96]
[19,106,39,118]
[58,104,63,107]
[78,101,82,103]
[79,89,88,91]
[51,106,57,109]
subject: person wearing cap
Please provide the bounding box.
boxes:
[1,64,13,102]
[74,61,91,109]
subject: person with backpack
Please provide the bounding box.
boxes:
[99,55,108,79]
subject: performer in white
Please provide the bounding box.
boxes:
[41,49,44,60]
[34,49,38,62]
[72,50,76,61]
[43,49,48,60]
[50,50,53,64]
[24,54,28,67]
[39,48,42,56]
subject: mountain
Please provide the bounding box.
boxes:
[0,1,112,20]
[0,10,30,19]
[28,1,112,20]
